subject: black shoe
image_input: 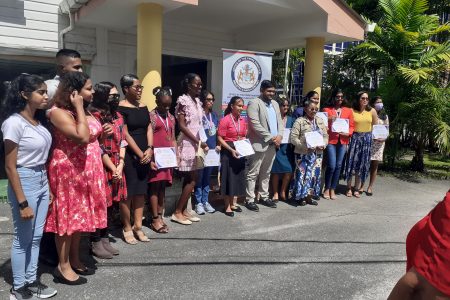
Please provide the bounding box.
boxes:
[72,266,95,276]
[224,211,235,217]
[312,195,320,201]
[298,200,307,206]
[307,200,318,206]
[260,199,277,208]
[245,202,259,211]
[231,206,243,212]
[53,268,87,285]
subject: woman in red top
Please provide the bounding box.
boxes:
[322,89,354,200]
[217,96,247,217]
[388,190,450,299]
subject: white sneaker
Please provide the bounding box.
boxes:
[195,204,205,215]
[204,202,216,213]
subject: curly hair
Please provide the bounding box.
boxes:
[1,74,45,123]
[53,71,90,111]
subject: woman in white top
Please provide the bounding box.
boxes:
[1,74,57,299]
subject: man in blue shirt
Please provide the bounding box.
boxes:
[246,80,284,211]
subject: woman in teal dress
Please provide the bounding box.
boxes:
[270,97,294,202]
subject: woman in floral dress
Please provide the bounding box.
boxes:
[45,72,107,285]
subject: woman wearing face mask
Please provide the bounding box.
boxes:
[45,71,107,285]
[89,82,126,258]
[359,96,389,196]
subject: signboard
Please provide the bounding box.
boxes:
[222,49,273,115]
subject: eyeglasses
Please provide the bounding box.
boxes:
[360,97,369,100]
[191,83,203,88]
[335,96,344,99]
[108,94,120,102]
[307,108,319,112]
[206,97,215,102]
[130,85,144,91]
[282,104,289,107]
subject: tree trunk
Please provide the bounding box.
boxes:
[411,142,425,172]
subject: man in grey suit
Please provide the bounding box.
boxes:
[245,80,284,211]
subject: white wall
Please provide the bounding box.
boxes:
[65,20,235,112]
[0,0,61,56]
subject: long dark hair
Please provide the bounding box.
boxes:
[352,91,372,112]
[181,73,199,95]
[277,95,291,116]
[90,81,117,123]
[371,95,387,121]
[54,71,90,110]
[224,96,243,116]
[200,89,214,106]
[1,74,45,123]
[328,88,344,107]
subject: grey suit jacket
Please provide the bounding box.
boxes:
[247,97,284,152]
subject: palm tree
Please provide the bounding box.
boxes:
[345,0,450,171]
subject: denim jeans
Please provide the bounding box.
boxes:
[194,167,214,205]
[324,143,347,190]
[8,165,49,289]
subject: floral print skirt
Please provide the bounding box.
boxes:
[343,132,372,183]
[290,152,323,201]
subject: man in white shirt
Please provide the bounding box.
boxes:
[45,48,83,105]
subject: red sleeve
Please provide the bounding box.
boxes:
[218,116,229,138]
[347,108,355,136]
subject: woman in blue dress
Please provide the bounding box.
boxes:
[271,96,294,202]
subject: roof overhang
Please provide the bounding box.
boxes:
[60,0,366,51]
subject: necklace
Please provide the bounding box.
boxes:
[156,110,172,141]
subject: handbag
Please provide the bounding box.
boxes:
[195,141,206,169]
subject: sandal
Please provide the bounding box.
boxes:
[122,229,138,245]
[158,213,168,227]
[346,189,353,197]
[322,190,330,200]
[132,226,150,242]
[353,190,361,198]
[150,216,168,234]
[366,188,373,196]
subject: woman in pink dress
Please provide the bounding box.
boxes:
[148,86,176,233]
[45,72,107,285]
[172,73,208,225]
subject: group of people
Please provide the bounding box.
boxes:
[1,48,391,300]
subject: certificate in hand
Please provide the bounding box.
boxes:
[372,125,389,139]
[198,127,208,143]
[154,147,177,169]
[332,118,349,133]
[281,128,291,144]
[204,150,220,167]
[305,131,325,148]
[316,112,328,125]
[233,139,255,157]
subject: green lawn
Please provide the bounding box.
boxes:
[0,179,7,203]
[382,152,450,179]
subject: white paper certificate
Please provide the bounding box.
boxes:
[198,127,208,143]
[281,128,291,144]
[305,131,325,148]
[372,125,389,139]
[316,112,328,125]
[332,118,349,133]
[204,150,220,167]
[154,147,177,169]
[233,139,255,157]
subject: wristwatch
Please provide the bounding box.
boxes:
[19,200,29,210]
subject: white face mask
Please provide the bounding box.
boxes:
[374,103,384,111]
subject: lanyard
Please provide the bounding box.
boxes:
[156,110,170,133]
[335,108,342,118]
[230,114,241,137]
[203,113,214,129]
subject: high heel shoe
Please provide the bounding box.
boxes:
[53,268,87,285]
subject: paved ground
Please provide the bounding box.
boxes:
[0,175,448,300]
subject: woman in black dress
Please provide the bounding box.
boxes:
[117,74,153,244]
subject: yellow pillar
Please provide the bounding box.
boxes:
[137,3,162,110]
[303,37,325,101]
